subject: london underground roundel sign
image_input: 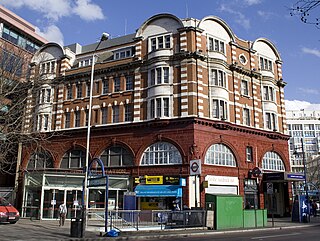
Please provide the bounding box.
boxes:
[190,159,201,176]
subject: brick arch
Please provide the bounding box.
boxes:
[203,140,240,167]
[136,136,185,166]
[259,147,288,172]
[95,140,135,167]
[57,144,88,168]
[21,147,54,170]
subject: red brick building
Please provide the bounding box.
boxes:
[19,14,290,220]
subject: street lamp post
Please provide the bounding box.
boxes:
[83,32,109,233]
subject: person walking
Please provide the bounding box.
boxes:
[59,202,67,226]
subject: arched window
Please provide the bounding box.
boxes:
[205,144,236,167]
[141,142,182,165]
[60,149,85,169]
[262,151,285,171]
[28,151,53,170]
[100,146,133,167]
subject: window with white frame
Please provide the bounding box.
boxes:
[262,151,285,171]
[124,103,133,122]
[141,142,182,165]
[40,60,56,74]
[210,69,226,87]
[259,57,273,71]
[126,75,133,90]
[76,84,82,99]
[114,77,120,92]
[112,105,119,123]
[241,80,249,96]
[78,58,92,67]
[150,67,170,86]
[60,149,86,169]
[74,111,80,127]
[263,86,275,101]
[212,99,228,120]
[149,34,171,52]
[37,114,50,131]
[65,112,70,128]
[205,143,236,166]
[40,88,51,103]
[103,79,109,94]
[43,114,49,131]
[150,97,170,119]
[100,146,134,167]
[208,37,225,54]
[66,85,72,100]
[246,146,253,162]
[265,112,277,130]
[243,108,250,126]
[102,107,108,124]
[114,47,134,60]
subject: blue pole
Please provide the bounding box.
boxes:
[105,176,109,233]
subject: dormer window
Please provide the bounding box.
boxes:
[114,47,134,60]
[208,37,225,54]
[78,58,92,67]
[149,34,171,52]
[260,57,272,71]
[40,60,56,74]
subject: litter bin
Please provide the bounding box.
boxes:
[70,218,83,238]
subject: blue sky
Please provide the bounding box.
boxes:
[1,0,319,110]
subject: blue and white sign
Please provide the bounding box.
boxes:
[299,195,310,223]
[286,173,305,181]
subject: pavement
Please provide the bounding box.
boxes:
[12,215,320,241]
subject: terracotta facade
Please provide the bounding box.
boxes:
[19,14,291,215]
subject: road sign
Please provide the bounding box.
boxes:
[190,159,201,175]
[88,176,108,187]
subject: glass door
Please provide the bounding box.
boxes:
[66,190,83,219]
[43,189,64,219]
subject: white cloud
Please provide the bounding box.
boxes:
[244,0,262,6]
[219,4,251,29]
[285,100,320,111]
[0,0,105,21]
[257,10,276,20]
[73,0,104,21]
[298,87,320,95]
[35,25,64,46]
[302,47,320,58]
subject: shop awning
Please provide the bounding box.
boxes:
[134,185,182,197]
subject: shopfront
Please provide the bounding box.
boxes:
[22,172,129,220]
[134,176,184,210]
[205,175,239,195]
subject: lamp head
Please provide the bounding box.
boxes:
[101,32,110,41]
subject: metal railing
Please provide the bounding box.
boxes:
[86,209,207,232]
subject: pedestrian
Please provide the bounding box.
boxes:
[59,202,67,226]
[311,200,318,217]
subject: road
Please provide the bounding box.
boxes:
[1,218,320,241]
[149,226,320,241]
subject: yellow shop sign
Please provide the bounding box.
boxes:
[146,176,163,185]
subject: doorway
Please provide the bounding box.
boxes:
[42,188,83,219]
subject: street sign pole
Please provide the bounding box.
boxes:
[190,160,201,208]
